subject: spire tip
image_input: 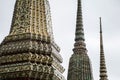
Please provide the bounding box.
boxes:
[100,17,102,33]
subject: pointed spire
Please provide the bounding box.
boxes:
[67,0,93,80]
[75,0,85,41]
[99,17,108,80]
[100,17,104,53]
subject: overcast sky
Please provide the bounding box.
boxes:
[0,0,120,80]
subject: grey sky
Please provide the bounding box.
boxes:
[0,0,120,80]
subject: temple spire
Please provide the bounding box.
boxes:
[67,0,93,80]
[75,0,85,41]
[0,0,65,80]
[99,17,108,80]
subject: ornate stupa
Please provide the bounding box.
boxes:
[67,0,93,80]
[0,0,65,80]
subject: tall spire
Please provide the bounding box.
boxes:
[75,0,85,41]
[99,17,108,80]
[67,0,93,80]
